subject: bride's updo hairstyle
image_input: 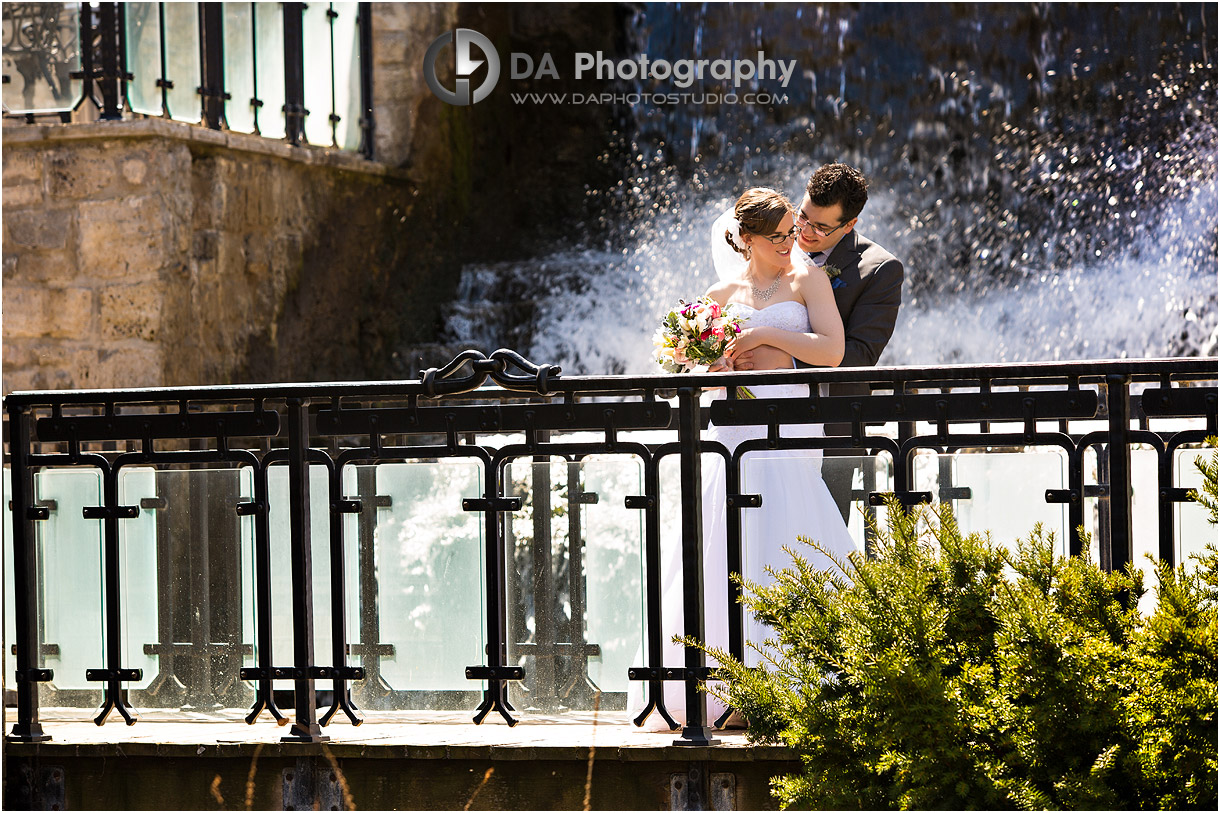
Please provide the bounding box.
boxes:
[725,187,793,258]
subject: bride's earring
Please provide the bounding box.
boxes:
[744,243,752,260]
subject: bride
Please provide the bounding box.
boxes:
[632,187,859,730]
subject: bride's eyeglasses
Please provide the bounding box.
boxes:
[757,226,799,245]
[795,213,848,238]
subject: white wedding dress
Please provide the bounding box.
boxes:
[630,300,859,730]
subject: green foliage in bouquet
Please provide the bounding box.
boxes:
[700,458,1219,810]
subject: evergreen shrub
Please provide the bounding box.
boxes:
[703,444,1219,810]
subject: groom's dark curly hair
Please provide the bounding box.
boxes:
[806,163,869,222]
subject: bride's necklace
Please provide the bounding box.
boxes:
[749,270,783,302]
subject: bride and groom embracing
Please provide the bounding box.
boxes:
[631,162,905,730]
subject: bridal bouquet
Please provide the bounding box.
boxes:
[652,297,755,398]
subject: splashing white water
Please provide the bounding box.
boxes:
[886,183,1219,365]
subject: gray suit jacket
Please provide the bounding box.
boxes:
[822,229,904,369]
[810,231,904,442]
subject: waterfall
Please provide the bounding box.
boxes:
[434,3,1217,375]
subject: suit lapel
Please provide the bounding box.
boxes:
[826,231,863,278]
[824,231,864,318]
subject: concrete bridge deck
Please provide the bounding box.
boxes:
[4,708,800,810]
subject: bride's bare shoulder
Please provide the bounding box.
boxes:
[787,255,816,277]
[704,279,737,303]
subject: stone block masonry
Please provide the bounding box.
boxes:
[2,119,440,392]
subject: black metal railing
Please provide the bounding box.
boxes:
[3,352,1216,746]
[1,2,374,157]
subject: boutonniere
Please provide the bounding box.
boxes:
[824,264,847,289]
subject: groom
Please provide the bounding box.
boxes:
[797,162,904,519]
[794,162,903,369]
[735,163,904,519]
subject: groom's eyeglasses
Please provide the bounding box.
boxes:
[758,226,799,245]
[796,213,848,238]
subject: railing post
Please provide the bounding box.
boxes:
[529,438,560,711]
[282,397,327,742]
[91,461,139,725]
[1157,448,1177,566]
[198,2,226,129]
[6,404,50,742]
[1103,374,1134,572]
[1067,447,1087,557]
[242,458,287,724]
[564,459,597,706]
[95,2,125,119]
[352,465,391,705]
[674,386,718,746]
[188,470,215,702]
[77,2,96,115]
[282,2,305,146]
[631,453,679,730]
[356,2,374,158]
[895,420,916,500]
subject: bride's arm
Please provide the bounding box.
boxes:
[724,270,845,367]
[703,282,754,372]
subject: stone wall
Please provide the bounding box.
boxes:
[371,2,458,170]
[2,121,442,391]
[3,130,184,391]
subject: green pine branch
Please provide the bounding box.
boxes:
[689,495,1218,810]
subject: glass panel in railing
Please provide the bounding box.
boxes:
[267,464,334,698]
[1175,445,1213,565]
[344,460,484,710]
[1129,445,1161,571]
[506,455,590,714]
[1,2,84,113]
[4,468,15,689]
[329,1,361,150]
[123,1,162,116]
[740,448,859,666]
[301,1,333,146]
[253,0,285,138]
[221,2,256,133]
[576,455,645,709]
[820,452,894,552]
[114,468,157,695]
[654,449,722,643]
[35,468,103,709]
[913,447,1070,554]
[162,1,201,123]
[118,467,254,711]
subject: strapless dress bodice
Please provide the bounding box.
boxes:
[731,300,810,334]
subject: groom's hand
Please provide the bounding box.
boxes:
[710,351,754,372]
[731,350,755,371]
